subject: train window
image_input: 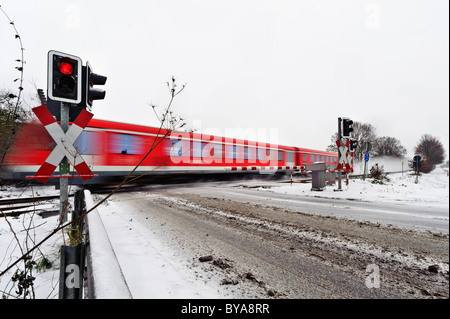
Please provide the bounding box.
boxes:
[214,144,223,159]
[110,133,143,155]
[245,147,256,162]
[170,140,182,157]
[257,148,270,161]
[303,153,307,162]
[236,145,245,162]
[74,131,101,155]
[278,150,284,161]
[170,139,190,157]
[287,151,294,163]
[192,141,201,158]
[225,145,235,159]
[225,145,247,162]
[202,143,222,159]
[202,142,211,157]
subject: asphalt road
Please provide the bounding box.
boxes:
[172,183,449,235]
[101,182,449,299]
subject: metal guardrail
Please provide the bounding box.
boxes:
[59,190,132,299]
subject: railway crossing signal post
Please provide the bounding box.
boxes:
[40,50,106,299]
[337,118,343,191]
[28,51,106,224]
[336,117,355,191]
[413,155,422,184]
[363,142,372,181]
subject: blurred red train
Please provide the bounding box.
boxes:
[1,118,338,184]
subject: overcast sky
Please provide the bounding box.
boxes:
[1,0,449,159]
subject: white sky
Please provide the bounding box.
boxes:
[1,0,449,159]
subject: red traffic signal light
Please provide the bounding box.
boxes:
[58,61,74,75]
[48,50,82,104]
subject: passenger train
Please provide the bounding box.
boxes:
[1,118,338,184]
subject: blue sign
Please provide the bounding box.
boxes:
[365,152,370,162]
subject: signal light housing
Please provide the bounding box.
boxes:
[83,61,107,108]
[48,50,82,104]
[413,155,422,169]
[349,139,358,152]
[342,118,354,138]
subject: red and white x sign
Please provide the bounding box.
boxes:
[336,138,352,172]
[31,105,95,183]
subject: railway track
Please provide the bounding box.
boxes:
[0,195,63,218]
[0,195,59,206]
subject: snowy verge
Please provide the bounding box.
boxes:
[262,167,449,209]
[84,190,132,299]
[0,185,63,299]
[94,196,230,299]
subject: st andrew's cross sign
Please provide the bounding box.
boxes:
[28,105,96,183]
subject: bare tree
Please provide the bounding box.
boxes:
[0,5,26,171]
[327,121,377,162]
[0,90,31,170]
[413,134,446,173]
[372,136,407,158]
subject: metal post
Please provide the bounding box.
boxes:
[59,243,85,299]
[59,102,70,223]
[415,165,419,184]
[337,117,342,191]
[363,142,370,181]
[72,190,84,238]
[363,160,367,181]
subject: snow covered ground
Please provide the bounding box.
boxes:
[0,185,64,299]
[0,158,448,299]
[273,164,449,211]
